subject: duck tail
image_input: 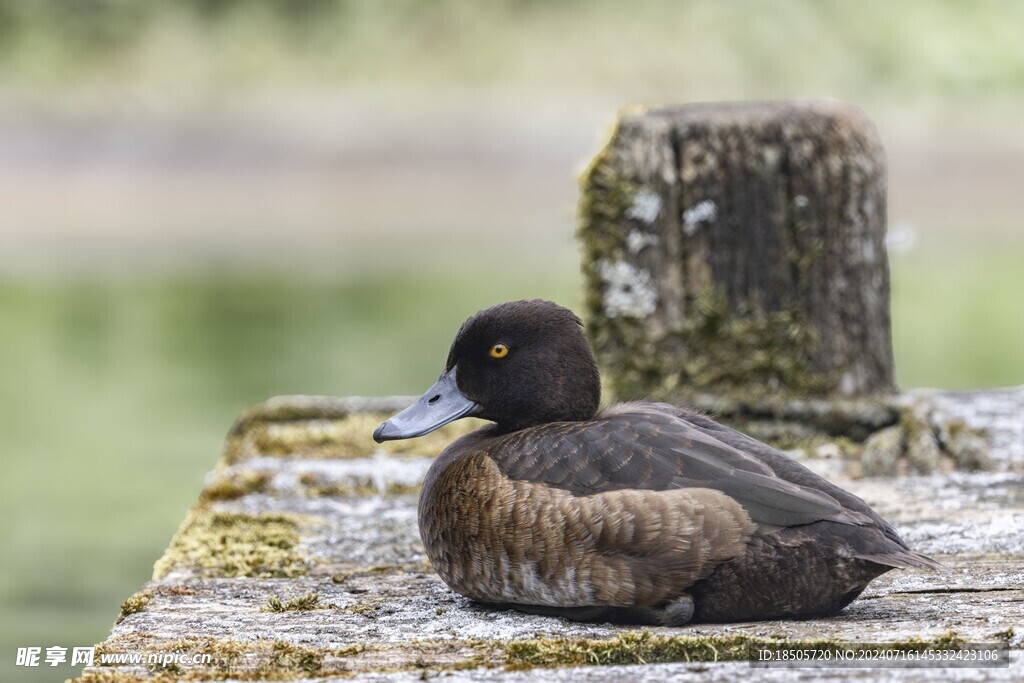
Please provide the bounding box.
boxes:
[856,549,948,571]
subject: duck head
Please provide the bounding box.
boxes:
[373,300,601,442]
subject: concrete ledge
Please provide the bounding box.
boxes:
[77,390,1024,681]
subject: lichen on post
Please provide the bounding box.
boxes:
[579,101,894,401]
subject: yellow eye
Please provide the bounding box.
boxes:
[489,343,509,359]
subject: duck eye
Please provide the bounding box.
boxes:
[488,343,510,359]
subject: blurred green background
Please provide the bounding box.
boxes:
[1,1,1022,680]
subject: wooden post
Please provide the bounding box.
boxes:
[579,101,894,400]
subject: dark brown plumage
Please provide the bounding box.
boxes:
[374,300,942,625]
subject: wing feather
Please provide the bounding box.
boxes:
[489,403,863,528]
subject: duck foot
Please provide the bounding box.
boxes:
[502,594,694,626]
[649,594,695,626]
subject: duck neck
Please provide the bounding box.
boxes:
[495,367,601,433]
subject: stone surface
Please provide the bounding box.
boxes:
[76,390,1023,682]
[861,426,904,478]
[903,403,943,475]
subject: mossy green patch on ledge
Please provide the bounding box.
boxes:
[72,628,1006,681]
[116,590,153,623]
[152,508,308,580]
[505,631,767,669]
[502,630,973,670]
[77,634,480,681]
[263,591,324,612]
[79,636,351,682]
[225,413,486,465]
[200,470,273,502]
[199,465,424,503]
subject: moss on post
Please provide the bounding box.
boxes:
[579,101,894,401]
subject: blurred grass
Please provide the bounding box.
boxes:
[891,243,1024,390]
[2,0,1024,102]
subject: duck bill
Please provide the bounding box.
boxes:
[373,367,480,442]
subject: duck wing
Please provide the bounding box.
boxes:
[489,403,868,529]
[651,404,914,545]
[650,404,945,571]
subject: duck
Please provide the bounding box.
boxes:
[373,299,942,625]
